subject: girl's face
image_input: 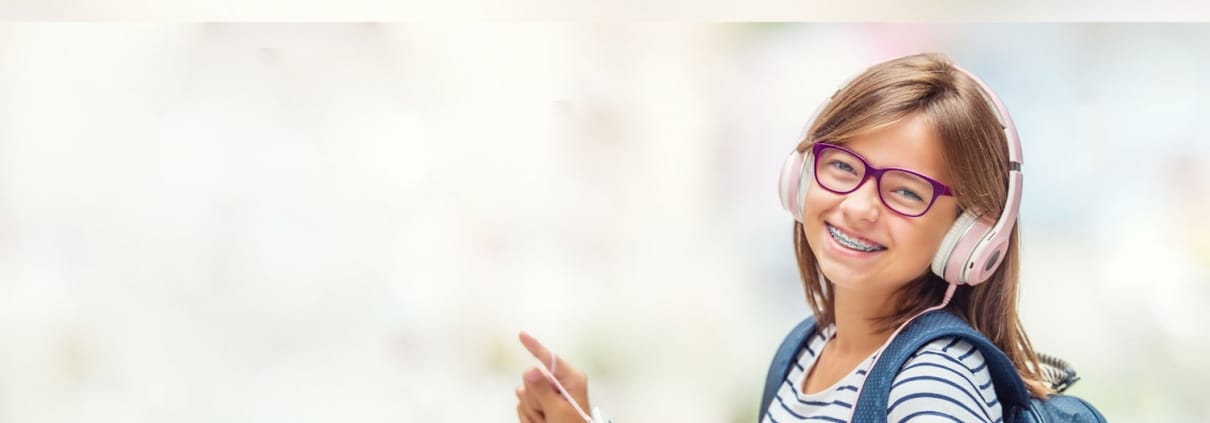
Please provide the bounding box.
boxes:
[802,113,960,295]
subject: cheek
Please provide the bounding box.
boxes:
[889,218,954,259]
[802,184,839,216]
[899,200,959,249]
[926,205,962,248]
[800,190,836,249]
[919,218,958,257]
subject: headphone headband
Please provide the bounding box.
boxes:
[951,64,1023,166]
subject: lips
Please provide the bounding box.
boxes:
[826,223,887,252]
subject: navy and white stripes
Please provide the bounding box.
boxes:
[761,325,1001,423]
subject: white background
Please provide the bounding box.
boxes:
[0,23,1206,422]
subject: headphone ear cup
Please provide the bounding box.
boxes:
[779,150,804,220]
[965,234,1009,286]
[931,211,991,285]
[778,149,814,222]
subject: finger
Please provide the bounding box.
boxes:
[516,403,540,423]
[516,385,545,422]
[523,366,560,407]
[518,331,576,379]
[518,331,552,364]
[518,402,544,423]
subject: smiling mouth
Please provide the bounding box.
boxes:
[826,223,887,252]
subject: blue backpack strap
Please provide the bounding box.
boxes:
[759,316,817,422]
[852,310,1032,422]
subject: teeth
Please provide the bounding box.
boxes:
[827,224,886,252]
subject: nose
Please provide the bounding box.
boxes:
[839,176,882,224]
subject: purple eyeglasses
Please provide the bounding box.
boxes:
[811,142,954,217]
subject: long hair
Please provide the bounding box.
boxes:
[791,53,1053,398]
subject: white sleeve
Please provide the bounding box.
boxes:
[591,406,612,423]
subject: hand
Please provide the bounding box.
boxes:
[515,331,592,423]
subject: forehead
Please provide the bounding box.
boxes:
[836,114,950,184]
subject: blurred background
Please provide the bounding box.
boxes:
[0,23,1206,422]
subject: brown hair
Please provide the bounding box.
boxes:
[791,53,1053,398]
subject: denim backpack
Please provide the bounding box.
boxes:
[759,310,1107,422]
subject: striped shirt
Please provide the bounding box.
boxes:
[761,324,1002,423]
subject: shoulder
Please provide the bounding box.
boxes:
[885,336,1003,423]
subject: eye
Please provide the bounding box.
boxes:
[892,188,925,202]
[827,160,857,174]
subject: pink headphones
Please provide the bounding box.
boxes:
[778,63,1023,286]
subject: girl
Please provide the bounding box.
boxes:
[514,53,1054,423]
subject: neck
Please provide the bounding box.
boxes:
[829,286,897,357]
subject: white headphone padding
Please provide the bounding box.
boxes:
[794,149,815,222]
[931,211,980,281]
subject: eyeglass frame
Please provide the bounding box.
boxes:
[810,142,954,218]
